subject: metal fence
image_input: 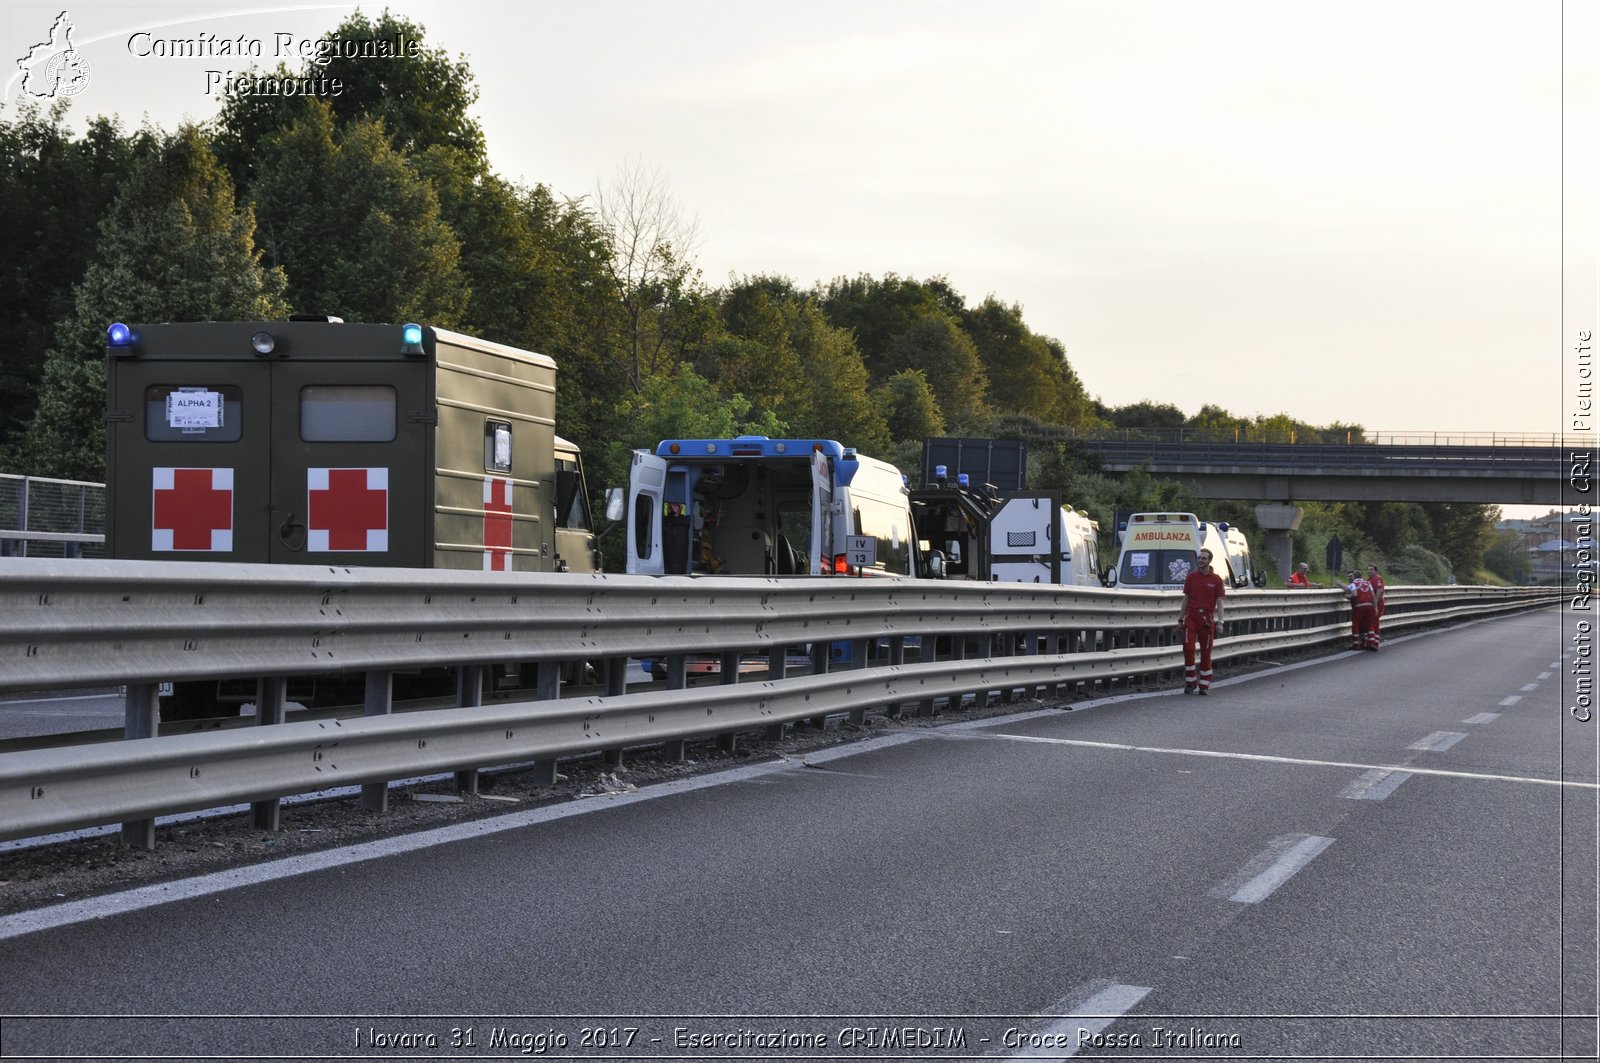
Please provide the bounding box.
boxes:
[0,474,105,559]
[0,558,1562,848]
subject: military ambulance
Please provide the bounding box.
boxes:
[105,318,598,573]
[104,318,600,715]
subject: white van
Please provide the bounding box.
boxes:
[987,498,1102,586]
[626,437,916,577]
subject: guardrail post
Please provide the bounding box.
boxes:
[807,643,830,729]
[602,659,628,767]
[847,638,869,725]
[528,662,562,785]
[884,636,907,719]
[250,677,288,831]
[119,683,159,849]
[663,655,691,760]
[454,665,484,796]
[360,670,394,814]
[717,652,742,752]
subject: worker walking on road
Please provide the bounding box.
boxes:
[1346,569,1379,650]
[1180,548,1228,694]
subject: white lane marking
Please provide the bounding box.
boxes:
[1463,712,1501,725]
[1409,731,1469,752]
[1340,768,1413,801]
[1538,672,1552,680]
[1011,982,1152,1061]
[1499,695,1523,706]
[0,733,925,941]
[1211,834,1335,904]
[954,732,1599,790]
[1521,683,1539,691]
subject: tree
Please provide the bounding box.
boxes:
[212,11,487,189]
[820,273,959,381]
[249,102,466,323]
[0,104,149,453]
[882,314,989,426]
[1483,529,1532,584]
[11,126,289,480]
[962,297,1092,425]
[878,369,945,442]
[785,303,889,452]
[593,158,705,394]
[1101,400,1187,432]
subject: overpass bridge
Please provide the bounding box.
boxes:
[1078,431,1579,506]
[1068,431,1588,577]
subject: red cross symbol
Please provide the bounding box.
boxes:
[307,467,388,552]
[484,476,513,571]
[152,467,233,551]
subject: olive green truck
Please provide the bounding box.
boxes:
[103,317,600,715]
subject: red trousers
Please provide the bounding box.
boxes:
[1182,610,1217,689]
[1351,603,1379,650]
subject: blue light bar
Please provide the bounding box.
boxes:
[106,322,131,347]
[401,322,424,355]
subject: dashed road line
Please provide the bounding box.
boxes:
[1409,731,1468,752]
[950,732,1595,790]
[1209,833,1335,904]
[1499,695,1523,706]
[1008,981,1153,1060]
[1538,672,1552,680]
[1462,712,1501,725]
[1340,769,1413,801]
[1520,683,1540,691]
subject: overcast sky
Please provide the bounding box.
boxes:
[5,1,1595,442]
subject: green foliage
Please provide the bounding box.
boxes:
[1483,529,1532,584]
[599,364,783,493]
[961,297,1093,425]
[1420,502,1498,576]
[249,102,467,323]
[8,126,289,479]
[1099,400,1186,431]
[1387,543,1454,585]
[0,104,149,449]
[878,369,945,442]
[819,273,956,381]
[212,10,487,189]
[882,314,988,426]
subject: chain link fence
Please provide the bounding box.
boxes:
[0,474,106,558]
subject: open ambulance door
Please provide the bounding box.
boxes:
[988,495,1063,584]
[626,451,668,574]
[811,448,834,575]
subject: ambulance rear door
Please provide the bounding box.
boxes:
[627,451,668,574]
[108,360,271,561]
[811,447,834,575]
[268,358,431,565]
[988,495,1062,584]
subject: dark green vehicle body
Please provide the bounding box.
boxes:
[105,319,598,573]
[103,319,599,716]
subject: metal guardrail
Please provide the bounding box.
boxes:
[0,559,1562,847]
[0,474,105,559]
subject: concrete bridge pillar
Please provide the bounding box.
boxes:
[1255,503,1303,581]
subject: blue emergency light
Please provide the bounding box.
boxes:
[958,473,970,487]
[401,323,424,355]
[106,322,131,346]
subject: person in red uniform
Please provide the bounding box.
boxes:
[1287,562,1312,588]
[1346,569,1379,650]
[1366,563,1386,648]
[1180,549,1227,694]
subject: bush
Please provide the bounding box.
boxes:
[1386,544,1453,585]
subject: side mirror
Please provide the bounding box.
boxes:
[604,487,625,522]
[926,551,947,580]
[1252,570,1267,588]
[1101,567,1118,587]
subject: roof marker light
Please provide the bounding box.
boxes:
[106,322,132,346]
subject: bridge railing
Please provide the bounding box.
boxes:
[0,558,1561,848]
[0,474,105,559]
[1051,428,1585,448]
